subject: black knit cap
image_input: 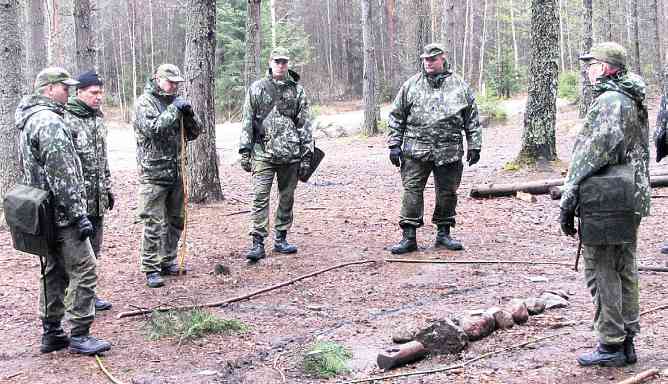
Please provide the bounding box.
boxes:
[76,70,104,89]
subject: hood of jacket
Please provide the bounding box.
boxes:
[143,78,176,102]
[15,94,64,131]
[65,96,103,118]
[594,72,646,104]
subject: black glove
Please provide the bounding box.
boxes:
[172,97,191,111]
[560,208,577,237]
[240,151,252,173]
[77,216,95,241]
[389,146,402,167]
[298,159,311,178]
[107,191,115,211]
[467,149,480,166]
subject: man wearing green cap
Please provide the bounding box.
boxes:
[15,67,111,355]
[387,43,482,255]
[560,42,649,367]
[64,70,113,311]
[239,47,314,262]
[134,63,202,288]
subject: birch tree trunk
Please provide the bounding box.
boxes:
[270,0,276,48]
[244,0,262,89]
[0,0,23,217]
[509,0,520,68]
[461,0,470,78]
[25,0,48,90]
[518,0,559,163]
[183,0,222,202]
[558,0,565,71]
[478,0,488,91]
[361,0,377,136]
[651,0,663,85]
[73,0,96,73]
[578,0,593,118]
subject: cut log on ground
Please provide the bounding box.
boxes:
[377,341,428,370]
[549,175,668,200]
[470,179,563,198]
[615,368,660,384]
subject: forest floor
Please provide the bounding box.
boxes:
[2,96,668,384]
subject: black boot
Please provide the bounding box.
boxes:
[40,320,69,353]
[69,334,112,356]
[390,226,417,255]
[95,297,112,311]
[577,343,627,367]
[624,336,637,364]
[246,235,266,262]
[146,272,165,288]
[273,230,298,254]
[435,225,463,250]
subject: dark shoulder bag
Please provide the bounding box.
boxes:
[3,184,55,257]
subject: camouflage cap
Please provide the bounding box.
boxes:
[34,67,79,89]
[155,64,184,82]
[579,42,627,68]
[420,43,446,59]
[270,47,290,61]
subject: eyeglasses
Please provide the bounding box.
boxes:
[585,61,603,70]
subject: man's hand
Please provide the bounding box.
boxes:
[77,216,95,241]
[107,191,115,211]
[560,208,577,237]
[172,97,191,112]
[389,146,402,167]
[240,151,252,173]
[298,159,311,178]
[467,149,480,166]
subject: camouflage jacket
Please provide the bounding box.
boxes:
[656,95,668,144]
[560,73,650,217]
[64,97,112,217]
[387,69,482,166]
[239,69,314,164]
[133,79,202,185]
[15,95,87,227]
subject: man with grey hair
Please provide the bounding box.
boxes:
[15,67,111,355]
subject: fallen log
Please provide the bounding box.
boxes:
[470,179,563,198]
[615,368,660,384]
[549,175,668,200]
[376,341,428,370]
[385,258,573,267]
[117,259,375,319]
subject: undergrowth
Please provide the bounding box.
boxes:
[145,308,248,343]
[302,341,352,378]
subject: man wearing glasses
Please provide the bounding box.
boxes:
[239,47,314,262]
[560,42,650,367]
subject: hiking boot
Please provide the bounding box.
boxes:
[69,335,112,356]
[246,235,266,262]
[146,272,164,288]
[390,226,417,255]
[94,297,112,311]
[624,336,637,364]
[273,230,298,254]
[435,225,464,250]
[160,263,186,276]
[661,241,668,254]
[577,343,627,367]
[40,320,69,353]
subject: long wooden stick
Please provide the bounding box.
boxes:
[638,266,668,272]
[615,369,660,384]
[117,260,375,319]
[342,332,567,384]
[640,304,668,317]
[95,355,128,384]
[385,258,573,267]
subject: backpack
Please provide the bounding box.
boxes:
[3,184,55,256]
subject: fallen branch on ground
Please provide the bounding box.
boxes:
[615,368,660,384]
[385,258,573,267]
[117,260,376,319]
[342,332,568,384]
[638,266,668,272]
[222,209,251,217]
[640,304,668,317]
[95,355,127,384]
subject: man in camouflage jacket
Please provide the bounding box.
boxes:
[239,47,314,262]
[16,67,111,355]
[64,70,113,311]
[134,64,202,288]
[387,43,482,254]
[560,42,650,367]
[656,91,668,254]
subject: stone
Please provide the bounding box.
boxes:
[543,289,569,300]
[457,312,495,341]
[484,307,515,330]
[415,319,468,355]
[525,297,546,315]
[540,292,569,310]
[391,325,417,344]
[508,299,529,324]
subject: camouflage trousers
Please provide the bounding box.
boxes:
[138,182,184,273]
[583,239,640,345]
[250,160,299,238]
[399,158,463,228]
[88,215,104,257]
[39,225,97,336]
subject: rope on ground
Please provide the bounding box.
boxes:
[95,355,128,384]
[615,368,660,384]
[342,331,568,384]
[117,259,376,319]
[177,115,188,274]
[385,258,573,267]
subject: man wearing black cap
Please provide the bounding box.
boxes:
[64,70,114,311]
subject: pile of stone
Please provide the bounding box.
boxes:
[377,290,570,370]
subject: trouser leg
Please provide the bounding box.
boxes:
[619,241,640,337]
[431,160,463,227]
[250,160,276,238]
[39,250,68,323]
[274,162,299,233]
[160,182,185,267]
[399,158,432,228]
[139,184,168,273]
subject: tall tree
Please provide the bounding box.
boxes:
[183,0,223,202]
[244,0,262,88]
[361,0,377,136]
[73,0,96,73]
[0,0,24,214]
[518,0,559,162]
[414,0,431,70]
[651,0,663,86]
[25,0,48,90]
[628,0,641,75]
[578,0,593,118]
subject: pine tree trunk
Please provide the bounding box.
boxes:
[244,0,262,89]
[629,0,641,75]
[478,0,488,91]
[183,0,223,203]
[73,0,96,73]
[0,0,23,220]
[443,0,456,72]
[361,0,377,136]
[578,0,593,118]
[415,0,431,71]
[509,0,520,68]
[518,0,559,163]
[651,0,663,86]
[25,0,47,90]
